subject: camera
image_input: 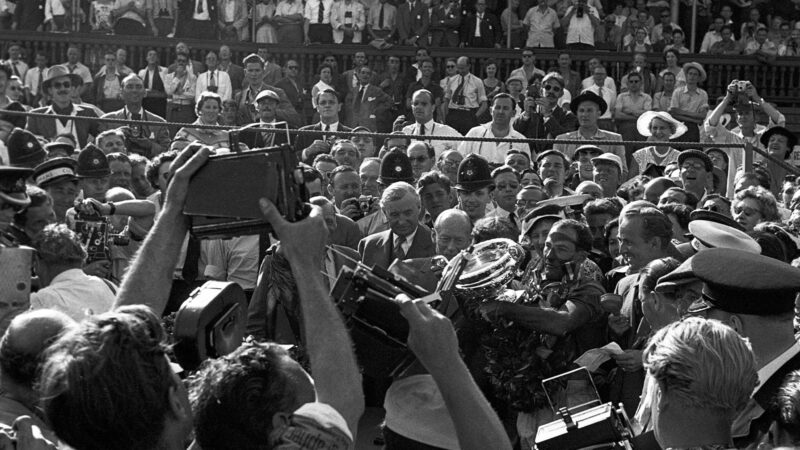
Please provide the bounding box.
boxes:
[576,4,585,17]
[737,80,749,92]
[183,144,309,239]
[358,195,377,213]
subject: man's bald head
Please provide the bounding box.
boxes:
[644,177,678,204]
[434,209,473,260]
[309,195,337,237]
[0,310,76,387]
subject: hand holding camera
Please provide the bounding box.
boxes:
[339,197,363,220]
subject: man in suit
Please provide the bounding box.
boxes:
[397,0,430,46]
[138,48,169,119]
[460,0,502,48]
[344,66,391,133]
[218,45,245,93]
[357,151,413,236]
[239,90,291,149]
[98,74,170,158]
[167,42,206,77]
[195,51,233,102]
[179,0,217,39]
[295,89,352,154]
[358,181,435,269]
[340,51,368,99]
[275,60,305,122]
[246,195,360,342]
[234,54,302,128]
[26,66,101,149]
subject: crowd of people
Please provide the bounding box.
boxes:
[1,0,800,53]
[0,6,799,447]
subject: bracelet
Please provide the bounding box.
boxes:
[107,202,116,216]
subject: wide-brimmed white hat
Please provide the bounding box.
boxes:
[637,111,688,139]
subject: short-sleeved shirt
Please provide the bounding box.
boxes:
[669,85,708,118]
[276,0,303,17]
[554,128,628,175]
[113,0,146,23]
[614,91,652,120]
[458,123,530,164]
[523,6,559,48]
[444,73,487,109]
[564,5,599,46]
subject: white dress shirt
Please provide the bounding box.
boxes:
[195,69,232,102]
[458,123,530,164]
[402,119,462,158]
[30,268,115,322]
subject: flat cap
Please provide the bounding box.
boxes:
[520,203,565,237]
[677,149,713,172]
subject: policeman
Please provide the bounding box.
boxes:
[357,150,414,236]
[660,248,800,448]
[5,128,45,169]
[454,154,494,223]
[674,218,761,259]
[32,157,79,223]
[0,166,32,246]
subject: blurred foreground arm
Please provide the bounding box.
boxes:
[259,199,364,436]
[114,144,211,314]
[399,297,512,450]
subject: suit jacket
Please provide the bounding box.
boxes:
[26,104,100,148]
[331,0,366,43]
[179,0,218,24]
[263,62,283,86]
[245,243,359,342]
[331,213,362,250]
[512,106,578,154]
[220,63,245,92]
[389,256,439,292]
[90,71,126,112]
[396,0,429,44]
[138,66,170,93]
[343,84,391,132]
[238,122,291,149]
[99,108,171,157]
[358,225,435,270]
[460,12,501,47]
[234,82,302,128]
[274,77,304,115]
[295,122,352,154]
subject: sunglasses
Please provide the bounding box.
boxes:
[408,156,429,163]
[53,81,71,89]
[287,66,299,70]
[446,65,455,68]
[543,84,562,92]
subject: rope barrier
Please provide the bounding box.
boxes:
[4,107,798,175]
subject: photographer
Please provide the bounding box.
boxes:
[561,0,600,50]
[513,72,578,155]
[704,79,787,196]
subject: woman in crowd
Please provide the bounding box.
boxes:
[174,91,229,149]
[253,0,278,43]
[311,64,336,109]
[624,27,652,52]
[630,111,686,177]
[732,185,781,232]
[482,59,505,121]
[657,49,685,91]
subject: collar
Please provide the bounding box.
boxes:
[418,118,435,128]
[125,105,143,117]
[756,342,800,393]
[49,267,88,285]
[395,226,418,244]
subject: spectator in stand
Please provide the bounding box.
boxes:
[112,0,148,35]
[146,0,177,37]
[658,50,685,90]
[630,111,685,177]
[90,0,116,32]
[174,91,228,149]
[12,0,45,31]
[217,45,244,94]
[459,93,530,165]
[740,7,765,46]
[699,17,724,53]
[620,53,656,96]
[513,72,577,154]
[274,0,305,43]
[664,29,690,53]
[461,0,501,48]
[344,65,391,132]
[164,53,197,132]
[614,70,652,152]
[508,49,545,92]
[443,57,486,135]
[624,27,652,52]
[275,60,305,119]
[331,0,365,43]
[3,43,27,82]
[367,0,397,43]
[596,13,624,51]
[708,25,743,55]
[167,43,204,77]
[217,0,249,41]
[482,60,504,113]
[744,27,779,59]
[195,51,232,103]
[139,48,169,119]
[584,65,617,132]
[92,50,125,113]
[62,46,93,101]
[522,0,559,48]
[581,57,617,95]
[6,76,29,112]
[668,62,707,143]
[401,88,461,158]
[253,0,278,43]
[44,0,69,32]
[377,55,409,126]
[650,9,680,43]
[732,185,780,232]
[397,0,429,46]
[405,58,443,115]
[311,64,337,111]
[556,52,581,98]
[258,49,284,86]
[180,0,217,39]
[561,0,600,49]
[440,57,457,91]
[303,0,333,44]
[779,29,800,56]
[23,51,49,107]
[501,0,525,48]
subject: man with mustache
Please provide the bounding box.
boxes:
[513,72,578,156]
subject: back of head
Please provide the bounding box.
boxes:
[644,317,758,416]
[0,310,75,388]
[471,216,517,243]
[188,341,303,449]
[33,224,86,268]
[39,306,175,450]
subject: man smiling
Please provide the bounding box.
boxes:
[454,154,494,224]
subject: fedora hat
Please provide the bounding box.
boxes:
[682,62,707,82]
[42,65,83,90]
[636,111,688,140]
[570,90,607,115]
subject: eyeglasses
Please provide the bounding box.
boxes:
[287,66,299,70]
[543,84,562,92]
[446,65,455,69]
[409,156,429,163]
[522,54,534,58]
[53,81,71,89]
[681,162,706,171]
[628,79,641,84]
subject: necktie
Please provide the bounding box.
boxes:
[393,235,406,261]
[476,13,482,37]
[152,69,164,92]
[379,3,385,28]
[132,112,142,120]
[196,0,204,14]
[11,63,19,78]
[454,75,466,105]
[419,123,425,135]
[68,65,75,73]
[182,235,201,282]
[210,71,216,87]
[353,85,364,110]
[324,123,330,140]
[143,70,151,89]
[318,0,324,23]
[37,70,43,95]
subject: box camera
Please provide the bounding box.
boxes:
[183,144,309,239]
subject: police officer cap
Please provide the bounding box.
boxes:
[668,248,800,316]
[32,157,79,188]
[7,128,46,169]
[44,141,76,158]
[0,165,33,207]
[520,203,565,237]
[689,209,743,231]
[76,144,110,178]
[574,144,603,157]
[378,150,414,186]
[455,154,493,192]
[677,149,713,172]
